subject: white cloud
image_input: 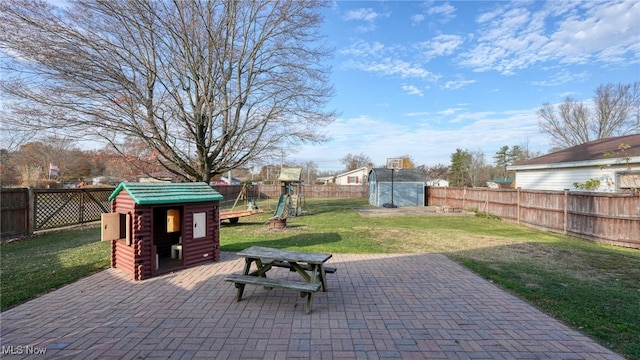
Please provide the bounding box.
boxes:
[447,110,496,124]
[442,79,476,90]
[349,58,436,79]
[411,14,425,24]
[401,84,423,97]
[341,43,439,80]
[415,34,464,60]
[458,0,640,74]
[339,40,386,58]
[438,108,463,116]
[292,108,550,171]
[559,91,578,98]
[403,111,431,118]
[543,1,640,64]
[530,70,589,87]
[343,8,379,22]
[289,115,413,169]
[476,7,503,24]
[427,2,456,23]
[458,44,508,73]
[342,7,390,32]
[339,39,442,81]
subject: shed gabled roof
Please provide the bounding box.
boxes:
[513,134,640,166]
[109,182,223,204]
[369,168,425,182]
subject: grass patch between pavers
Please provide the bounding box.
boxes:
[1,198,638,359]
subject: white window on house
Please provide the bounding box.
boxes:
[617,171,640,191]
[347,176,359,184]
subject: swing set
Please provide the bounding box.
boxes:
[219,184,264,224]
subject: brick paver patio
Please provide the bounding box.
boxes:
[1,252,624,359]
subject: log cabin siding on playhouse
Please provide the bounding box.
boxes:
[103,182,223,280]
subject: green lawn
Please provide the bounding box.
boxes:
[2,198,638,359]
[1,227,110,310]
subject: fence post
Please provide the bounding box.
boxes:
[563,189,569,234]
[485,188,489,213]
[517,188,520,224]
[79,189,85,223]
[28,187,35,236]
[462,187,466,210]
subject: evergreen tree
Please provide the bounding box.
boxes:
[449,149,471,187]
[494,146,510,178]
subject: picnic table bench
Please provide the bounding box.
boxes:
[224,246,334,313]
[270,261,337,275]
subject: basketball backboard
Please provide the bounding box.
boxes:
[386,158,403,170]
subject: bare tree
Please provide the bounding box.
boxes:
[0,0,335,183]
[466,149,486,187]
[0,107,40,154]
[538,82,640,149]
[418,163,449,181]
[340,153,372,172]
[8,136,79,179]
[299,160,319,184]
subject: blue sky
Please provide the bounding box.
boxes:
[290,0,640,171]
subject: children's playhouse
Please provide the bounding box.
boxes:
[102,182,223,280]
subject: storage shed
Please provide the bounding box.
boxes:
[368,168,426,207]
[102,182,223,280]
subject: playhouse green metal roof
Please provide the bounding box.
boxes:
[109,182,223,204]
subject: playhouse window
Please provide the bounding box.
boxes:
[167,209,181,232]
[193,212,206,238]
[101,212,131,245]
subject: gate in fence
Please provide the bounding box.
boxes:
[1,188,114,240]
[34,188,113,231]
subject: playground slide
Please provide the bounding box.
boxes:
[273,194,289,219]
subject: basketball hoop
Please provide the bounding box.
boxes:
[385,158,403,208]
[386,158,403,171]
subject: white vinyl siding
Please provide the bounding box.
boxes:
[514,164,640,192]
[334,167,368,185]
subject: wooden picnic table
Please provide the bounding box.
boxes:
[224,246,333,313]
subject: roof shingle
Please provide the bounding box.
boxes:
[369,168,425,182]
[514,134,640,166]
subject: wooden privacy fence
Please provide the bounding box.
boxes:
[1,188,29,240]
[1,184,367,240]
[427,187,640,249]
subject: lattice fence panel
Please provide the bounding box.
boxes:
[34,189,112,230]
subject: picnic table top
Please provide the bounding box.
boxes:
[237,246,332,265]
